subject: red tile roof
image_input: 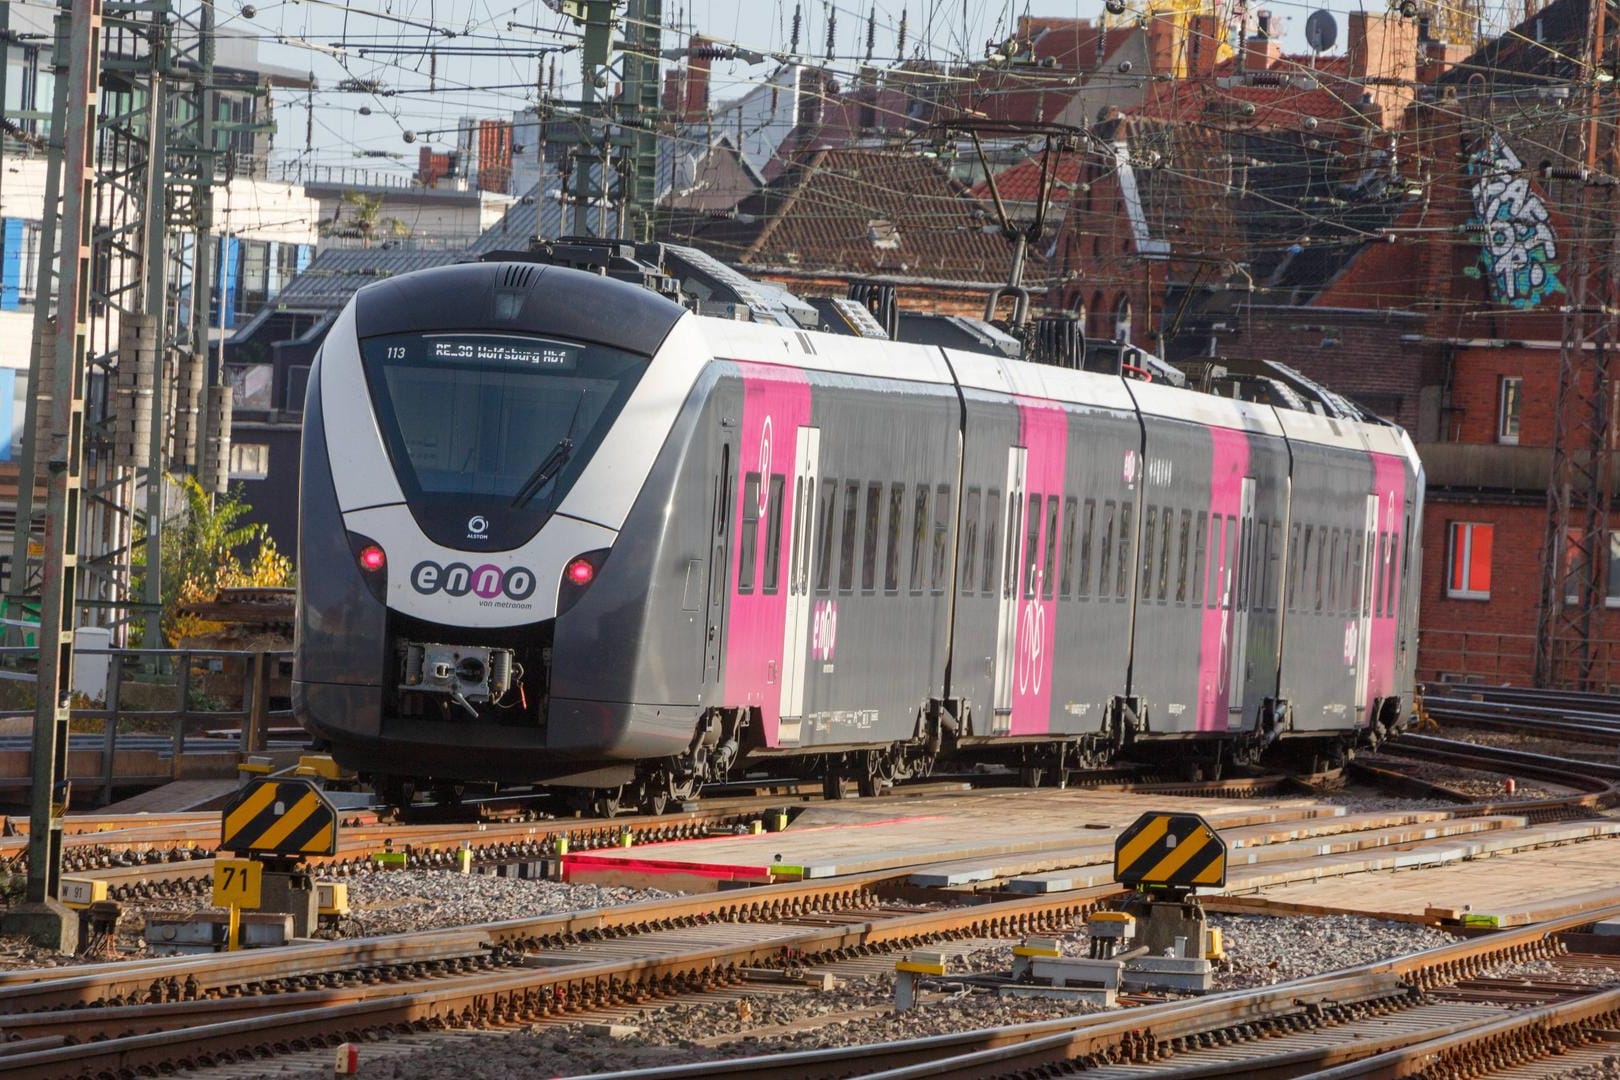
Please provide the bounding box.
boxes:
[673,148,1025,284]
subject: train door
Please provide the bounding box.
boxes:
[779,426,821,725]
[703,444,731,686]
[1227,477,1255,729]
[992,447,1028,733]
[1354,493,1378,721]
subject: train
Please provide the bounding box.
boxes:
[293,243,1423,814]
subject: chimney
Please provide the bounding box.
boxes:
[684,34,714,121]
[1243,9,1281,70]
[1146,12,1178,75]
[1347,11,1418,82]
[1187,14,1223,76]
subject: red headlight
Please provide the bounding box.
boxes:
[358,544,386,572]
[565,557,595,586]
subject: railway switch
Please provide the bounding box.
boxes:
[893,950,949,1011]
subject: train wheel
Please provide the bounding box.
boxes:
[857,752,883,798]
[639,788,669,816]
[822,758,849,800]
[592,787,625,818]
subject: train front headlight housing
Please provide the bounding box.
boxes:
[557,548,609,616]
[346,532,388,603]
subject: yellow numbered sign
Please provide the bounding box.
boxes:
[212,858,263,910]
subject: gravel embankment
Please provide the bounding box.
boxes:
[1314,784,1463,814]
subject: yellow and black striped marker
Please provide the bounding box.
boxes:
[220,778,339,858]
[1113,811,1226,890]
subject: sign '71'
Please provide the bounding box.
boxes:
[212,858,263,910]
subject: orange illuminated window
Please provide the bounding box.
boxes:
[1447,522,1493,600]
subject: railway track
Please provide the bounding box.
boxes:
[0,871,1121,1077]
[567,904,1620,1080]
[0,772,1315,900]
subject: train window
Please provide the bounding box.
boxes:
[961,488,982,596]
[359,332,646,513]
[862,482,882,591]
[1342,529,1355,615]
[1116,502,1134,599]
[1023,494,1042,599]
[885,483,905,593]
[788,478,805,595]
[1251,521,1264,612]
[1041,496,1059,600]
[1352,529,1366,616]
[1140,505,1158,602]
[1327,528,1341,613]
[1205,513,1222,609]
[983,490,1002,595]
[931,484,951,594]
[1078,499,1096,599]
[764,475,786,594]
[1385,529,1400,616]
[910,485,930,594]
[1236,518,1251,610]
[1257,518,1270,612]
[1003,494,1022,599]
[839,481,860,592]
[738,472,760,593]
[1192,511,1207,607]
[1098,501,1116,602]
[1221,516,1236,610]
[1314,527,1327,612]
[1401,513,1412,604]
[1157,508,1172,603]
[712,450,733,610]
[1288,524,1303,612]
[1373,531,1385,617]
[1061,497,1078,598]
[815,479,837,594]
[1176,510,1191,604]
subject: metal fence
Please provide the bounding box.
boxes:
[1418,629,1620,691]
[0,647,293,805]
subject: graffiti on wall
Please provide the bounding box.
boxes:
[1466,135,1563,308]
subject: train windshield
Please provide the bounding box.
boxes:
[359,331,646,513]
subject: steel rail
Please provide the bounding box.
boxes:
[0,887,1122,1077]
[572,902,1620,1080]
[1306,985,1620,1079]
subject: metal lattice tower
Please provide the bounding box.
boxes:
[1534,0,1617,689]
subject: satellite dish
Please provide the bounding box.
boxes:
[1305,9,1338,52]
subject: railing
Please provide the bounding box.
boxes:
[1418,628,1620,691]
[0,647,294,806]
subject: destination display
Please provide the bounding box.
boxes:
[371,334,583,370]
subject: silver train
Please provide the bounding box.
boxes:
[293,255,1423,813]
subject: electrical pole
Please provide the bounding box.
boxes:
[572,0,614,237]
[0,0,102,952]
[1534,0,1615,688]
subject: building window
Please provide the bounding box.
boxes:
[1113,294,1133,342]
[1498,376,1522,444]
[1446,521,1493,600]
[229,442,270,481]
[227,363,273,411]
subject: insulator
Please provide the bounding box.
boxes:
[865,9,875,62]
[826,9,837,60]
[115,314,159,471]
[31,322,55,459]
[790,2,802,52]
[199,384,233,495]
[171,349,204,470]
[897,7,907,57]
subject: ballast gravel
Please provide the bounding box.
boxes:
[322,871,674,936]
[1210,913,1457,988]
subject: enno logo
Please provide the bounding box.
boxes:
[411,560,537,601]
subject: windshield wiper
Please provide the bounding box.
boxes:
[511,389,589,509]
[511,438,573,508]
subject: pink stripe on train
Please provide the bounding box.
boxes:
[1197,427,1251,732]
[1009,397,1069,735]
[723,361,811,747]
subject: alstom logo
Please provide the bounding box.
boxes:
[410,560,537,601]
